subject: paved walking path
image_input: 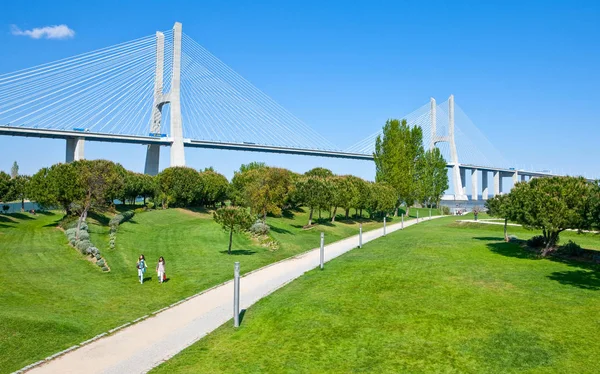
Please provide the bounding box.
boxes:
[28,215,441,374]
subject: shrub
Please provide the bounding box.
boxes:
[77,231,90,240]
[146,201,155,209]
[527,235,545,248]
[76,240,92,252]
[96,258,105,267]
[95,253,101,260]
[249,220,270,236]
[102,266,109,272]
[90,247,98,255]
[441,206,450,215]
[65,228,78,237]
[558,240,584,256]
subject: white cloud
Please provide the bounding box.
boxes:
[11,24,75,40]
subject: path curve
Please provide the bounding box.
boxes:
[26,216,442,374]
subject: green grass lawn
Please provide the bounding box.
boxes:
[153,217,600,373]
[0,206,433,373]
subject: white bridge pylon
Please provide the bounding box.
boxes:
[145,22,184,175]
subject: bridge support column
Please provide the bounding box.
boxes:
[144,145,160,175]
[482,171,489,200]
[170,22,185,167]
[459,167,467,196]
[66,137,84,162]
[471,169,478,200]
[520,174,526,182]
[512,171,519,186]
[493,171,502,196]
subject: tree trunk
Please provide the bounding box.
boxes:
[345,208,349,219]
[359,208,363,218]
[228,228,233,255]
[331,206,338,223]
[76,208,88,240]
[394,206,398,217]
[318,209,321,219]
[308,207,313,226]
[504,218,508,242]
[263,209,267,223]
[143,196,146,205]
[406,206,410,217]
[21,198,25,212]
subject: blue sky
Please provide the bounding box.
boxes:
[1,0,599,183]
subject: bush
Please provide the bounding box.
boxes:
[441,206,450,215]
[77,231,90,240]
[65,228,78,237]
[76,240,92,252]
[558,240,584,256]
[102,266,109,272]
[95,253,101,260]
[146,201,155,209]
[90,247,98,255]
[527,235,545,248]
[249,220,270,236]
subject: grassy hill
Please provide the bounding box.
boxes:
[0,206,425,373]
[153,217,600,373]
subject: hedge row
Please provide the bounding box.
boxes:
[64,221,109,272]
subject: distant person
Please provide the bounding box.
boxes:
[156,256,166,284]
[137,255,147,284]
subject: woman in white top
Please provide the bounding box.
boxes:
[156,256,166,284]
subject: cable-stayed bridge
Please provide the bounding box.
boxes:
[0,22,560,200]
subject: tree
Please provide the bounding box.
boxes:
[229,163,266,206]
[295,176,331,226]
[10,161,19,179]
[238,162,266,174]
[0,171,10,202]
[330,175,358,221]
[305,167,334,178]
[366,182,397,218]
[418,148,448,208]
[508,177,598,255]
[157,167,203,208]
[485,194,513,242]
[213,206,254,254]
[27,167,59,210]
[9,175,30,211]
[73,160,124,237]
[199,170,229,207]
[374,119,424,215]
[244,167,292,221]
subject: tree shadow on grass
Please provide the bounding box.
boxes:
[473,236,506,242]
[9,213,35,220]
[547,270,600,290]
[484,241,540,260]
[88,212,110,226]
[0,223,15,228]
[270,226,292,234]
[0,215,16,223]
[220,249,257,256]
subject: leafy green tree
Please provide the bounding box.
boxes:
[238,162,266,174]
[199,170,229,207]
[27,167,59,210]
[366,182,397,218]
[10,161,19,179]
[48,163,84,214]
[244,167,292,221]
[374,119,424,215]
[418,148,449,208]
[486,194,513,242]
[305,167,334,178]
[0,171,10,202]
[508,177,598,255]
[8,175,30,211]
[213,206,254,254]
[72,160,124,236]
[295,176,331,226]
[157,167,203,208]
[330,175,358,220]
